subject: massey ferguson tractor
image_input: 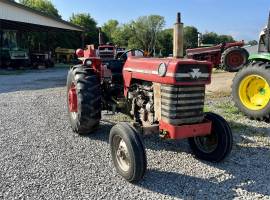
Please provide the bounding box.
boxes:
[186,35,249,72]
[67,13,233,182]
[232,12,270,120]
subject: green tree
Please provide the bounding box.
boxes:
[184,26,198,50]
[247,40,258,46]
[129,15,165,54]
[19,0,61,18]
[70,13,98,46]
[218,35,235,43]
[111,24,133,47]
[102,20,119,43]
[202,32,235,45]
[157,28,173,56]
[202,32,219,45]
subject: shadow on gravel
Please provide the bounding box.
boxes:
[82,120,270,199]
[138,144,270,199]
[0,68,68,94]
[138,121,270,199]
[229,121,270,139]
[85,120,191,154]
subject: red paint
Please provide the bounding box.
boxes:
[76,49,84,58]
[123,71,132,97]
[123,57,212,97]
[68,83,78,112]
[226,51,244,67]
[84,45,97,57]
[159,120,212,139]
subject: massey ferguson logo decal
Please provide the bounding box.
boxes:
[189,68,202,79]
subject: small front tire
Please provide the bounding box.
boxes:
[109,122,147,182]
[188,112,233,162]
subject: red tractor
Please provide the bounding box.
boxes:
[186,39,249,72]
[67,13,233,182]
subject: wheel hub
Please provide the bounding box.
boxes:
[68,83,78,113]
[239,75,270,110]
[116,139,130,172]
[194,133,218,154]
[227,51,244,68]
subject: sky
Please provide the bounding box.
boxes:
[51,0,270,41]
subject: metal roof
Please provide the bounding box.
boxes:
[0,0,84,32]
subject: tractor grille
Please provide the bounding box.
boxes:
[161,84,205,125]
[176,64,210,82]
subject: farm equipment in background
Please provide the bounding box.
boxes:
[0,30,30,69]
[186,35,249,72]
[66,13,233,182]
[55,47,76,64]
[232,11,270,120]
[0,47,30,68]
[30,51,54,68]
[96,28,126,60]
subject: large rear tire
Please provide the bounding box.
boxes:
[188,112,233,162]
[221,46,249,72]
[232,61,270,120]
[67,65,101,134]
[109,122,147,182]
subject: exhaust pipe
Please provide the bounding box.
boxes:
[173,12,184,58]
[198,32,203,47]
[98,27,104,46]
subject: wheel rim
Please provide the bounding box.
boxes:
[239,75,270,110]
[114,136,131,172]
[226,51,244,68]
[194,132,218,153]
[68,83,78,118]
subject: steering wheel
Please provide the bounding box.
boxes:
[118,49,144,61]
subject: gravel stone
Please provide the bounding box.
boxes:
[0,68,269,199]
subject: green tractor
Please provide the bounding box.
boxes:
[232,12,270,120]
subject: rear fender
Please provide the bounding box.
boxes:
[249,53,270,62]
[224,41,245,49]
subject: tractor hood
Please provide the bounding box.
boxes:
[123,57,213,88]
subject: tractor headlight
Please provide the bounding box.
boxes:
[85,59,92,66]
[158,63,167,77]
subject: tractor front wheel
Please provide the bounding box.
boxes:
[221,46,249,72]
[188,112,233,162]
[109,122,147,182]
[67,65,101,134]
[232,61,270,120]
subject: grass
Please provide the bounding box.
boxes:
[203,106,210,112]
[206,91,232,99]
[216,101,240,115]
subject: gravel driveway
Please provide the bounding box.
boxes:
[0,68,269,200]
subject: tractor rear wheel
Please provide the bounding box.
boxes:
[67,65,101,134]
[232,61,270,120]
[188,112,233,162]
[109,122,147,182]
[221,46,249,72]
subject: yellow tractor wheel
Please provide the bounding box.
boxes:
[232,61,270,120]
